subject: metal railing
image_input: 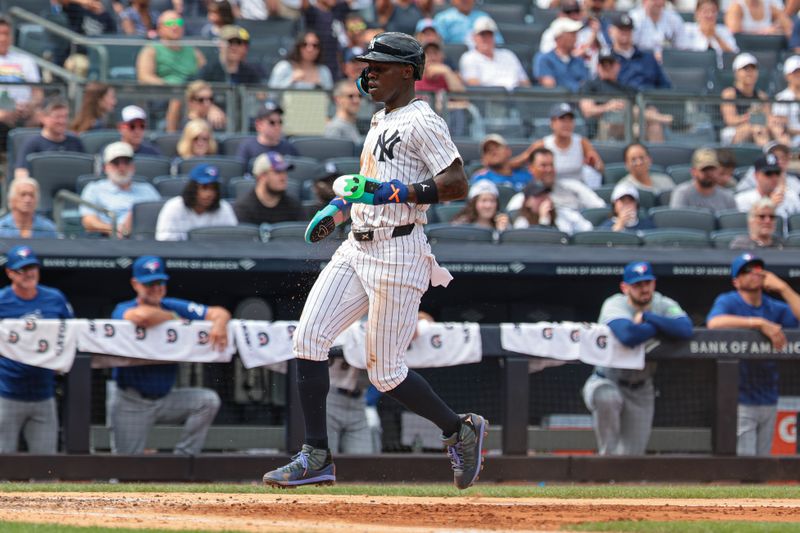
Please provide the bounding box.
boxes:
[53,189,118,239]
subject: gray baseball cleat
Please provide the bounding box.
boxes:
[442,413,488,490]
[262,444,335,488]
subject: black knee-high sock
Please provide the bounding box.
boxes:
[385,369,461,437]
[296,359,330,450]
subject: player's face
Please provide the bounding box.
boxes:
[132,279,166,306]
[733,264,765,292]
[6,264,39,293]
[363,61,413,104]
[623,279,655,308]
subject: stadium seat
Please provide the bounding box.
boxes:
[666,164,693,184]
[150,132,182,158]
[289,136,357,160]
[592,142,627,165]
[132,155,172,180]
[530,6,559,26]
[644,144,696,168]
[650,206,716,232]
[784,231,800,247]
[441,44,468,67]
[228,177,256,200]
[713,144,762,167]
[594,184,615,204]
[79,129,120,155]
[789,213,800,233]
[454,139,481,164]
[16,23,48,57]
[661,67,713,94]
[483,4,527,24]
[637,190,656,210]
[661,49,717,71]
[498,227,569,244]
[603,162,629,184]
[641,228,710,247]
[7,127,40,178]
[717,209,747,230]
[580,207,613,226]
[188,224,261,241]
[130,200,167,240]
[433,203,466,223]
[284,156,325,182]
[425,224,495,243]
[710,229,747,249]
[734,33,787,52]
[28,152,95,214]
[571,230,642,246]
[656,190,672,206]
[497,185,517,211]
[153,176,189,197]
[322,156,360,176]
[261,221,309,242]
[220,134,255,157]
[236,18,298,39]
[176,156,244,181]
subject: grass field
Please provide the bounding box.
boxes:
[0,483,798,532]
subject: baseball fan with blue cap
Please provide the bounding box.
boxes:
[731,253,764,278]
[623,261,656,284]
[132,255,170,284]
[6,245,40,270]
[189,164,220,184]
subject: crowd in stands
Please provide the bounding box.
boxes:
[3,1,800,246]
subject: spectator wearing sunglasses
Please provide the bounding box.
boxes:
[169,81,227,133]
[80,142,160,238]
[117,105,161,156]
[731,199,783,250]
[268,31,334,91]
[137,10,206,85]
[236,100,298,172]
[736,154,800,223]
[176,118,218,159]
[198,25,263,85]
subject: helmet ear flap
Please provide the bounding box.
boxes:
[356,67,370,96]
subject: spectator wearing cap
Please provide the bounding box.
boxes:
[507,147,605,213]
[617,142,675,195]
[198,24,263,85]
[707,254,800,456]
[14,97,85,180]
[471,134,533,192]
[583,260,692,455]
[433,0,503,46]
[736,154,800,222]
[117,105,161,156]
[234,151,303,225]
[720,53,774,147]
[600,182,656,232]
[109,255,228,455]
[416,17,442,46]
[237,100,298,170]
[155,164,238,241]
[725,0,791,36]
[538,0,590,54]
[737,141,800,194]
[268,31,334,90]
[0,245,74,453]
[119,0,159,38]
[731,198,783,249]
[772,56,800,147]
[513,103,604,187]
[451,180,511,231]
[171,81,227,133]
[533,18,589,92]
[629,0,686,58]
[324,80,363,145]
[80,141,160,238]
[176,119,218,160]
[677,0,738,67]
[459,17,529,90]
[376,0,424,36]
[512,180,592,234]
[0,177,59,239]
[670,148,737,212]
[608,13,671,91]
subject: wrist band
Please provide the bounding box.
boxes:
[412,178,439,204]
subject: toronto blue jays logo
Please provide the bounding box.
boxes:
[632,263,649,276]
[143,259,161,273]
[15,247,33,260]
[374,129,401,161]
[37,339,49,353]
[258,332,269,346]
[596,335,608,349]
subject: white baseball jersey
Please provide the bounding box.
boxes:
[293,98,462,392]
[352,99,461,230]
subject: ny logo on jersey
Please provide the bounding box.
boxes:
[374,129,401,161]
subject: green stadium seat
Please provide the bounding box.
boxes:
[571,230,642,246]
[433,203,466,223]
[498,227,569,245]
[28,152,95,214]
[581,207,613,226]
[717,209,747,230]
[603,162,629,184]
[425,224,495,243]
[188,224,261,241]
[650,206,716,232]
[289,136,357,160]
[641,228,710,247]
[132,155,172,180]
[130,200,167,240]
[176,156,244,181]
[261,222,308,242]
[711,229,747,249]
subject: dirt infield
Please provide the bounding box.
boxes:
[1,492,800,532]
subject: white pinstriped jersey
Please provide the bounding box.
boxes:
[352,99,461,230]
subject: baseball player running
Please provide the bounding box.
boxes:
[263,32,487,490]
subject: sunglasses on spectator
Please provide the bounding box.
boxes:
[227,38,247,46]
[192,96,213,103]
[110,157,133,166]
[163,18,184,27]
[741,264,764,274]
[126,120,146,130]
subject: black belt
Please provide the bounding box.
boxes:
[594,371,647,390]
[335,387,362,398]
[352,223,415,242]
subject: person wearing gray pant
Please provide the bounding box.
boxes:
[582,261,693,455]
[109,255,230,455]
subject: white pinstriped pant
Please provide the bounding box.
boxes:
[293,226,432,392]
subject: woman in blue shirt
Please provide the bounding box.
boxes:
[0,177,59,239]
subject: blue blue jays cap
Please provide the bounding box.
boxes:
[6,245,40,270]
[623,261,656,284]
[189,164,220,184]
[132,255,170,284]
[731,253,764,278]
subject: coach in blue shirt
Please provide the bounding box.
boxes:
[109,255,230,455]
[608,13,671,91]
[0,245,73,453]
[707,253,800,456]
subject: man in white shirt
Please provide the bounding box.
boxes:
[458,17,530,91]
[772,56,800,147]
[629,0,686,58]
[736,154,800,224]
[0,16,42,135]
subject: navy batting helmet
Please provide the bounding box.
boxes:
[356,32,425,80]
